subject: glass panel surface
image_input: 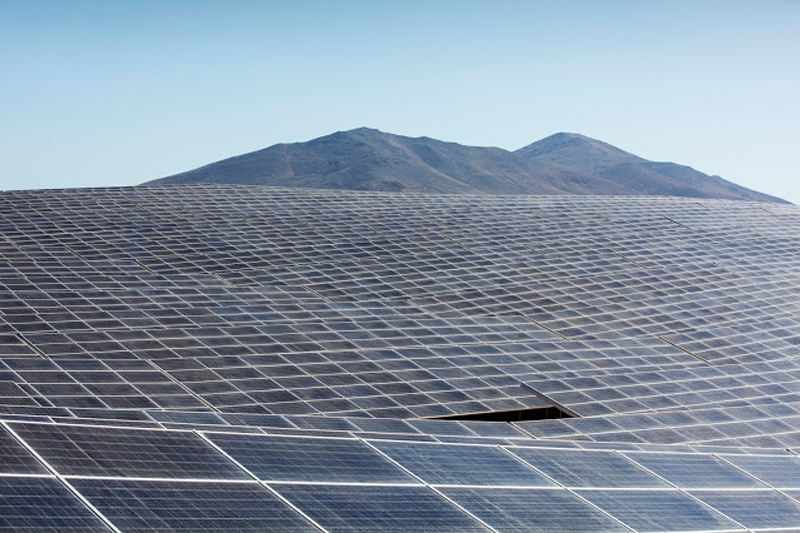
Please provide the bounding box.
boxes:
[11,422,247,480]
[721,454,800,488]
[577,489,741,532]
[0,425,48,474]
[72,478,316,532]
[691,489,800,530]
[208,432,415,484]
[0,476,107,532]
[441,487,628,532]
[508,447,668,488]
[623,451,764,489]
[276,483,488,532]
[372,440,554,486]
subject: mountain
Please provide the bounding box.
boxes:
[147,127,563,195]
[517,132,785,202]
[146,128,788,203]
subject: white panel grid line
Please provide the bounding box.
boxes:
[257,480,423,487]
[0,472,55,479]
[61,474,261,484]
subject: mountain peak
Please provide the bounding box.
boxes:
[516,132,636,161]
[338,126,384,136]
[543,131,593,141]
[312,127,385,142]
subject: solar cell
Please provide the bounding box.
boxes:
[345,417,420,435]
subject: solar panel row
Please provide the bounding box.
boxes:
[6,417,800,530]
[3,185,800,529]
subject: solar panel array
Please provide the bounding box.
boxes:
[6,418,800,531]
[2,183,800,530]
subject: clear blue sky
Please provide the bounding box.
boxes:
[2,1,799,202]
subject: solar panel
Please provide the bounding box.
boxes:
[9,422,248,480]
[274,483,488,532]
[689,489,800,530]
[0,476,108,532]
[576,489,741,532]
[205,432,416,484]
[0,424,48,474]
[70,478,315,532]
[440,487,628,532]
[719,453,800,488]
[622,451,764,489]
[371,440,554,487]
[507,447,669,488]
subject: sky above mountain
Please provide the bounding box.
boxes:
[2,1,799,202]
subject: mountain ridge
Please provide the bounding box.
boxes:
[145,128,788,204]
